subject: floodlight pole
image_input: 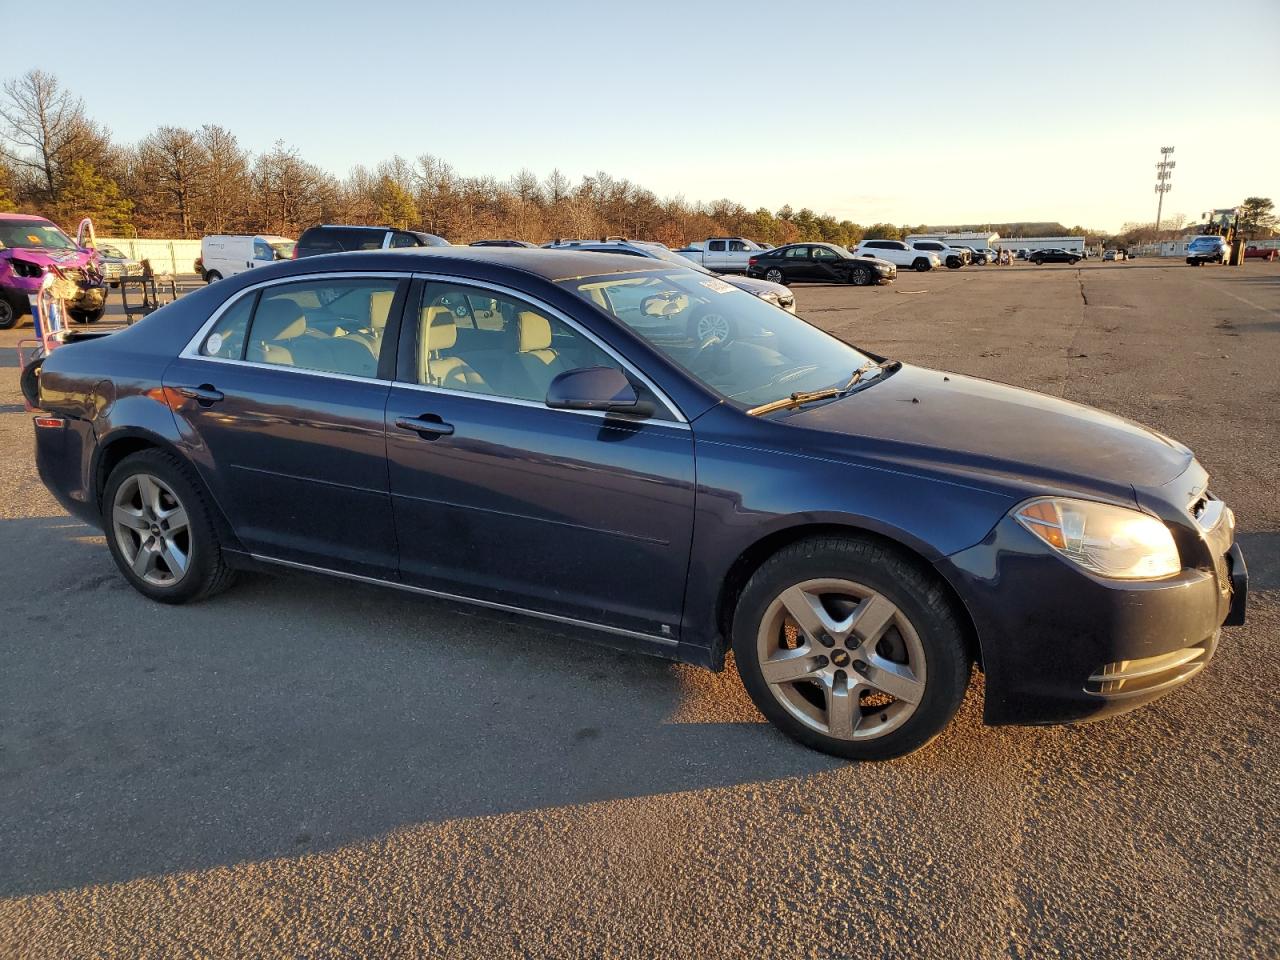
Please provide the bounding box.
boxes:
[1154,146,1175,234]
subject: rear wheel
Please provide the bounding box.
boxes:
[732,536,971,760]
[104,449,236,604]
[205,270,222,283]
[912,257,930,272]
[764,267,784,284]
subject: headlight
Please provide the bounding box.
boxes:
[1014,497,1181,579]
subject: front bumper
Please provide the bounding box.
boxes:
[939,513,1246,726]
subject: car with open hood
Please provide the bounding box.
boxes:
[0,214,108,328]
[30,248,1247,760]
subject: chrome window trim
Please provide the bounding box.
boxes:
[175,269,690,426]
[178,269,415,366]
[410,271,689,424]
[249,553,678,647]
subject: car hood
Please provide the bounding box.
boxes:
[725,274,792,297]
[784,364,1192,497]
[852,254,897,267]
[1,246,98,269]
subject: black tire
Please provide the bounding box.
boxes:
[0,290,27,330]
[102,449,237,604]
[764,267,785,284]
[1033,258,1044,266]
[946,257,962,269]
[732,535,971,761]
[19,357,42,408]
[849,265,872,286]
[70,306,106,324]
[205,270,222,283]
[912,257,931,272]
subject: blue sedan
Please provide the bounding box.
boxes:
[30,248,1247,759]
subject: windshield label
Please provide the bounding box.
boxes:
[700,278,735,294]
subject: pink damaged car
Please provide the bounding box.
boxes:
[0,213,108,329]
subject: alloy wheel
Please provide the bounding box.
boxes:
[765,268,784,284]
[755,578,926,741]
[0,298,15,329]
[111,473,192,587]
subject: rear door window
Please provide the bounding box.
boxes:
[242,277,402,378]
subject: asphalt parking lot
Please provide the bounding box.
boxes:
[1,260,1277,959]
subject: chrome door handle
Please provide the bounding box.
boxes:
[176,384,224,404]
[395,415,454,438]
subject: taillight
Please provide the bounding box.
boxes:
[748,256,758,266]
[291,246,299,259]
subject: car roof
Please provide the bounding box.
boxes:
[0,213,53,223]
[282,246,678,282]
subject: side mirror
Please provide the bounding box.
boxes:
[546,366,642,414]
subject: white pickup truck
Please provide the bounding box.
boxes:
[674,237,767,273]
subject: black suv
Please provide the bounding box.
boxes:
[294,225,450,257]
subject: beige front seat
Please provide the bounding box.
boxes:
[420,305,487,391]
[515,311,569,395]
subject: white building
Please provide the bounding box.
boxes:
[994,236,1087,255]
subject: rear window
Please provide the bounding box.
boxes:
[296,227,386,256]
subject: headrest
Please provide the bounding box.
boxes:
[517,311,552,352]
[421,304,457,350]
[369,290,394,331]
[256,299,305,341]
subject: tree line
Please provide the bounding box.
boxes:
[1,70,1271,249]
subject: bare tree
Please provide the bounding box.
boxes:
[0,70,110,205]
[136,126,207,237]
[197,125,250,234]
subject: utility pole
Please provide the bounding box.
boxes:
[1154,146,1175,234]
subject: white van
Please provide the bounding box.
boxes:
[200,235,296,282]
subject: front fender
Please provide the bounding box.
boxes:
[682,408,1017,657]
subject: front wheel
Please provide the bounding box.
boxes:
[0,291,27,330]
[732,536,971,760]
[104,449,237,604]
[849,265,872,286]
[205,270,222,283]
[764,267,785,284]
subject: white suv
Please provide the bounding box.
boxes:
[907,240,968,269]
[853,239,940,272]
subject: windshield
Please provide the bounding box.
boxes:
[0,220,77,251]
[269,240,297,259]
[97,244,126,258]
[640,243,717,274]
[561,269,872,408]
[1189,237,1220,247]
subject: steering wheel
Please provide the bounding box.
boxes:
[687,307,734,346]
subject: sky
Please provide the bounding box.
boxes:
[4,0,1278,233]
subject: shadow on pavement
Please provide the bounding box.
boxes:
[0,515,860,898]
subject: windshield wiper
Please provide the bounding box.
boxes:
[840,358,900,394]
[746,359,900,417]
[746,386,842,417]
